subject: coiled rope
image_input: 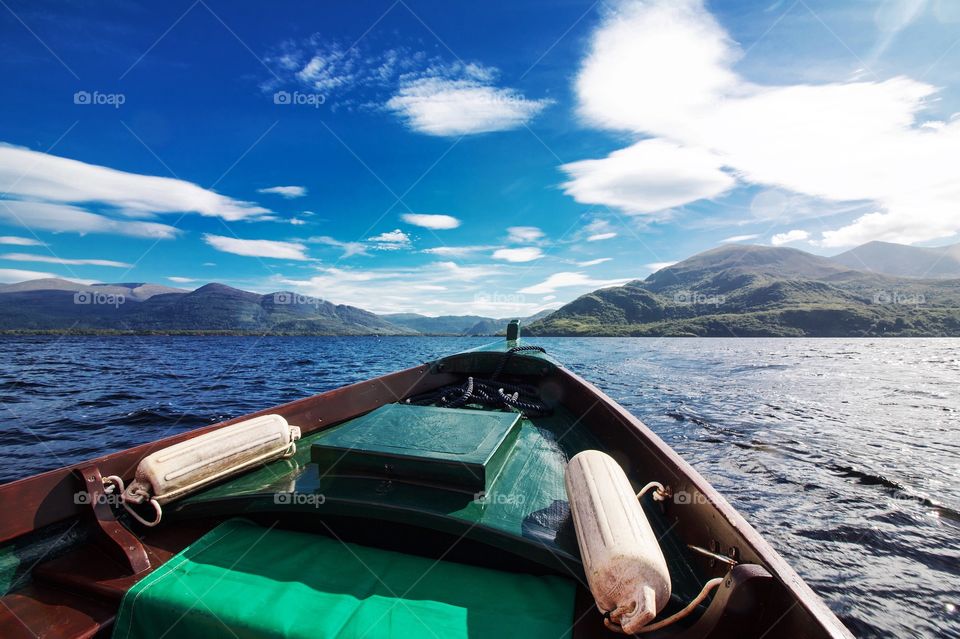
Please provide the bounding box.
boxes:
[407,346,552,416]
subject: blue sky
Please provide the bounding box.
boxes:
[2,0,960,315]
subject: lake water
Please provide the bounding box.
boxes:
[0,336,957,638]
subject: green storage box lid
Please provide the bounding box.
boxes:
[311,403,521,493]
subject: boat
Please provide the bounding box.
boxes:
[0,323,853,638]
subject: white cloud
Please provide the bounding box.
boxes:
[576,257,613,267]
[770,229,811,246]
[167,276,195,284]
[401,213,461,229]
[257,185,306,198]
[421,245,497,257]
[569,0,960,246]
[367,229,411,249]
[587,232,617,242]
[492,247,543,262]
[519,272,630,294]
[308,235,369,258]
[645,261,677,271]
[0,236,44,246]
[0,200,179,239]
[203,234,311,260]
[270,261,528,315]
[0,144,270,223]
[0,268,59,283]
[506,226,544,243]
[561,139,735,213]
[0,253,132,267]
[720,233,761,243]
[387,63,550,136]
[289,218,307,226]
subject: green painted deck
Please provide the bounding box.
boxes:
[310,404,522,493]
[113,518,577,639]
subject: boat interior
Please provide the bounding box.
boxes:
[0,338,851,639]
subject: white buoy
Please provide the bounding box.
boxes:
[565,450,672,634]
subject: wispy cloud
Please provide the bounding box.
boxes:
[720,233,761,243]
[167,276,196,284]
[257,185,307,198]
[0,200,179,239]
[0,268,63,283]
[645,261,677,271]
[308,235,369,257]
[0,144,270,225]
[421,244,497,257]
[576,257,612,267]
[0,253,132,267]
[401,213,461,229]
[203,234,311,260]
[0,236,45,246]
[506,226,544,243]
[587,232,616,242]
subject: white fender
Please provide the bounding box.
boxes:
[123,414,300,507]
[565,450,671,634]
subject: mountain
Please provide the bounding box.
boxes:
[382,309,561,336]
[831,241,960,279]
[0,280,416,335]
[528,245,960,337]
[380,314,496,335]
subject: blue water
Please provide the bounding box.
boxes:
[1,336,958,638]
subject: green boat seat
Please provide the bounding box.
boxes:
[113,518,575,639]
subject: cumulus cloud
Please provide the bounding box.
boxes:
[387,63,551,136]
[401,213,461,229]
[492,247,543,262]
[519,272,630,294]
[568,0,960,246]
[771,229,811,246]
[561,140,735,213]
[257,186,306,198]
[0,144,270,224]
[0,253,132,267]
[203,234,310,260]
[367,228,412,249]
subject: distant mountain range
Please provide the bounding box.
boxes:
[0,278,549,335]
[2,240,958,336]
[527,244,960,337]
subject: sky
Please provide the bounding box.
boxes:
[2,0,960,316]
